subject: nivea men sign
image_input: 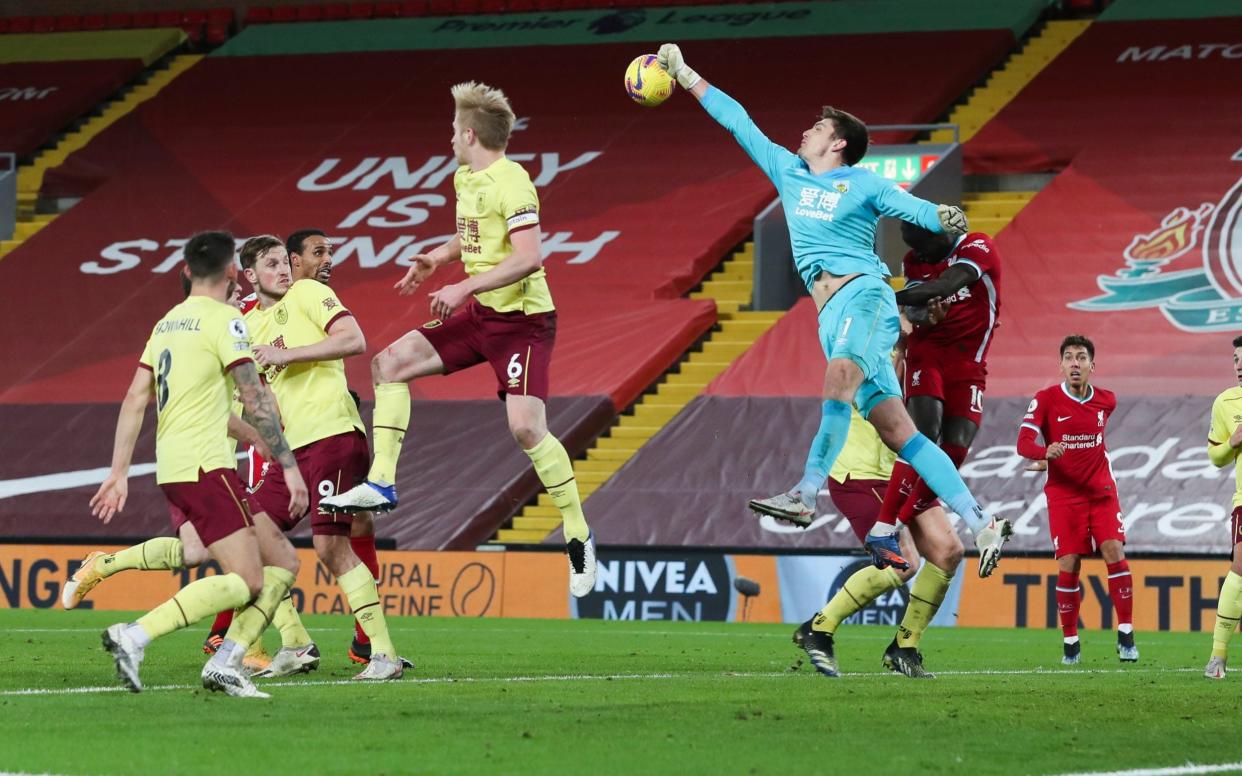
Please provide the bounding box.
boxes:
[572,552,737,621]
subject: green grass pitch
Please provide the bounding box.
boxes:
[1,609,1240,775]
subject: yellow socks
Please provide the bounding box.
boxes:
[225,567,296,652]
[897,562,954,648]
[369,382,411,486]
[812,566,903,634]
[135,572,250,641]
[339,563,395,657]
[100,538,184,578]
[524,433,589,542]
[273,593,313,648]
[1212,571,1242,659]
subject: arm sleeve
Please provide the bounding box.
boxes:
[1208,396,1239,467]
[219,312,256,371]
[1018,394,1048,459]
[872,177,943,232]
[700,85,798,184]
[1016,425,1047,460]
[499,173,540,234]
[952,233,997,280]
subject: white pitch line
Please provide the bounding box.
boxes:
[1049,763,1242,776]
[0,666,1210,698]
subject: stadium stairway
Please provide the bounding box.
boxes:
[0,54,202,261]
[928,19,1090,146]
[961,190,1037,236]
[493,242,783,544]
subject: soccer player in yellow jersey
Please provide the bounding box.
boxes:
[240,235,404,680]
[322,81,597,596]
[1204,335,1242,679]
[790,344,964,678]
[88,231,308,698]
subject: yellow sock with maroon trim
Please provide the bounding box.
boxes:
[524,433,589,542]
[100,537,184,578]
[224,567,295,651]
[897,562,954,648]
[1212,571,1242,659]
[369,382,410,486]
[813,566,903,634]
[273,593,312,648]
[339,563,395,657]
[135,572,250,641]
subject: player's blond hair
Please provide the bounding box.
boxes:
[452,81,515,151]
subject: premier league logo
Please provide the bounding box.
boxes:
[1071,151,1242,332]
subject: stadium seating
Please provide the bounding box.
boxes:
[0,9,1023,547]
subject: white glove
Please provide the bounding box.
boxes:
[937,204,968,235]
[657,43,701,90]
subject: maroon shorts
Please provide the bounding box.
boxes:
[169,503,189,532]
[827,476,887,543]
[161,468,255,547]
[904,351,987,426]
[1231,507,1242,548]
[420,300,556,401]
[1047,493,1125,558]
[250,430,371,537]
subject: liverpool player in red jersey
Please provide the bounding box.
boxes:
[866,224,1002,567]
[1017,335,1138,665]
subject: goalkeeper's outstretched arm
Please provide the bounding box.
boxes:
[657,42,708,99]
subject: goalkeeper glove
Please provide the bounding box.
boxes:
[937,204,968,235]
[657,43,701,90]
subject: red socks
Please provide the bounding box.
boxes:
[1107,559,1134,628]
[1056,571,1081,640]
[210,608,233,635]
[875,461,917,527]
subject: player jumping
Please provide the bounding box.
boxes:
[320,81,597,597]
[1204,335,1242,679]
[655,43,1011,577]
[1017,335,1138,665]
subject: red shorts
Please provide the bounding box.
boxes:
[161,468,255,547]
[904,350,987,426]
[250,430,371,537]
[1047,493,1125,558]
[827,476,887,543]
[420,300,556,401]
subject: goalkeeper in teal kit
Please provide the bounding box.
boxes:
[657,43,1011,578]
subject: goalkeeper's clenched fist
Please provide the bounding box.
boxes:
[656,43,701,90]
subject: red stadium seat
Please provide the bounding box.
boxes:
[32,16,56,33]
[296,4,324,20]
[454,0,483,14]
[82,14,107,30]
[103,12,131,28]
[271,6,297,21]
[244,6,274,24]
[181,22,205,43]
[400,0,428,14]
[132,11,158,27]
[184,9,209,24]
[349,2,375,19]
[0,18,8,33]
[207,7,233,24]
[323,3,350,20]
[375,1,402,16]
[55,15,83,32]
[427,0,454,13]
[205,21,230,45]
[479,0,504,13]
[155,10,183,27]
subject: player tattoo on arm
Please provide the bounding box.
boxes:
[233,362,296,469]
[903,305,931,325]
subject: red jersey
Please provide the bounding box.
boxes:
[1017,383,1118,500]
[903,232,1001,364]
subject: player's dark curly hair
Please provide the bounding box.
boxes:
[1233,335,1242,349]
[1060,334,1095,360]
[821,106,869,166]
[286,228,326,258]
[184,230,235,279]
